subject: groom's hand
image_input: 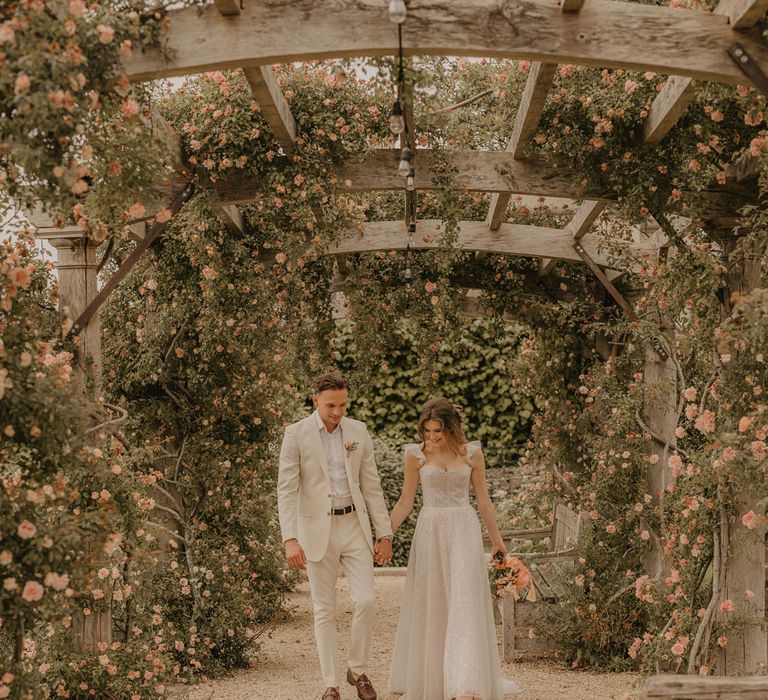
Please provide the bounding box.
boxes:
[284,538,307,569]
[374,537,393,565]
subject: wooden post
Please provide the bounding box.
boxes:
[43,229,102,393]
[716,235,766,674]
[641,332,678,580]
[36,228,111,650]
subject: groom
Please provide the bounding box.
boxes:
[277,371,393,700]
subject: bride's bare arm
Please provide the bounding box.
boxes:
[390,451,421,533]
[470,447,506,554]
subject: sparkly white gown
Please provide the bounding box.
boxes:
[389,442,523,700]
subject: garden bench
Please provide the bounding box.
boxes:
[639,674,768,699]
[484,501,590,660]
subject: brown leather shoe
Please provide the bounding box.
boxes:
[321,689,340,700]
[347,668,377,700]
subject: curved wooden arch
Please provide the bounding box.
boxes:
[126,0,768,86]
[327,219,655,270]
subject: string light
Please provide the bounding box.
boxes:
[398,146,412,177]
[388,0,407,24]
[389,99,405,135]
[406,168,415,191]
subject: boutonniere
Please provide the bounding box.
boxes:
[344,441,359,455]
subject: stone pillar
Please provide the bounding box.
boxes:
[42,229,102,392]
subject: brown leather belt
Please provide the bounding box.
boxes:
[331,504,356,515]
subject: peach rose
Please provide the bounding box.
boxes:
[22,580,44,602]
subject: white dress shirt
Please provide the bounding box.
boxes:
[314,410,354,509]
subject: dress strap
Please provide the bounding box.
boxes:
[466,440,482,463]
[403,443,426,465]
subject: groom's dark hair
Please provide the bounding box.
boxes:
[314,371,350,394]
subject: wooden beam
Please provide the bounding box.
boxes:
[560,0,586,10]
[539,200,606,274]
[487,62,557,230]
[213,0,241,16]
[566,200,606,240]
[215,204,244,234]
[538,257,557,276]
[242,66,298,153]
[722,0,768,28]
[212,149,614,205]
[640,674,768,700]
[641,0,768,145]
[641,75,700,146]
[573,239,637,319]
[327,219,656,270]
[123,1,768,87]
[509,62,557,160]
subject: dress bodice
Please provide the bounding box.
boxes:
[404,442,480,508]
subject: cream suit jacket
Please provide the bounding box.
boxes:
[277,414,393,562]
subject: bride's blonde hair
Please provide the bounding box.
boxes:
[416,397,467,456]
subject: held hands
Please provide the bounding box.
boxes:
[374,537,393,565]
[284,538,308,569]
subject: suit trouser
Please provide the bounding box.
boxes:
[306,511,375,688]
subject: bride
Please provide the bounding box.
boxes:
[388,397,523,699]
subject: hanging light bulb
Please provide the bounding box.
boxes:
[388,0,407,24]
[398,146,412,177]
[406,168,415,191]
[389,99,405,135]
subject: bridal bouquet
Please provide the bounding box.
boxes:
[489,553,537,602]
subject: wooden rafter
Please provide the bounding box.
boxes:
[212,149,614,204]
[539,200,606,275]
[213,0,240,16]
[242,66,298,153]
[216,204,245,234]
[486,62,557,230]
[124,1,768,86]
[326,219,656,270]
[573,239,637,319]
[641,0,768,146]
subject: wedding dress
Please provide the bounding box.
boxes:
[389,442,523,700]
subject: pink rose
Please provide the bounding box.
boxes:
[14,74,30,95]
[741,511,758,530]
[44,572,70,591]
[97,24,114,44]
[120,99,139,118]
[738,416,754,433]
[694,410,715,434]
[671,642,685,655]
[155,208,172,224]
[127,202,146,219]
[17,520,37,539]
[22,580,44,602]
[719,599,734,613]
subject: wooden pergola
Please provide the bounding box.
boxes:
[30,0,767,677]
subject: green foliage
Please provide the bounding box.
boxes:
[336,317,533,453]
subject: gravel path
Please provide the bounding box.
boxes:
[184,575,641,700]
